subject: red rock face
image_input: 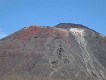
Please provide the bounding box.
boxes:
[0,23,106,80]
[14,26,40,40]
[13,26,68,40]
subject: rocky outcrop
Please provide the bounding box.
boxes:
[0,23,106,80]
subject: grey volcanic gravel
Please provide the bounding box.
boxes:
[0,23,106,80]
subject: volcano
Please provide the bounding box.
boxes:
[0,23,106,80]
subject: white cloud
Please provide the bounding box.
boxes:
[0,34,6,39]
[0,28,7,39]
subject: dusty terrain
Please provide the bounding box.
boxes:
[0,23,106,80]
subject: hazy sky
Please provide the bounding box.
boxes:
[0,0,106,38]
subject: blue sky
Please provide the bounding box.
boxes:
[0,0,106,38]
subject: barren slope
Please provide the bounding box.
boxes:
[0,23,106,80]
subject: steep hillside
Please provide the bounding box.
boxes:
[0,23,106,80]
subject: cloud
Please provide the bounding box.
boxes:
[0,28,7,39]
[0,34,6,39]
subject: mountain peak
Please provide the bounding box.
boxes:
[55,23,89,29]
[0,23,106,80]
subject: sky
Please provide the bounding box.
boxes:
[0,0,106,38]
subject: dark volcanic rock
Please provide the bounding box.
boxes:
[55,23,89,29]
[0,23,106,80]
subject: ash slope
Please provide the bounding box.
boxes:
[0,23,106,80]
